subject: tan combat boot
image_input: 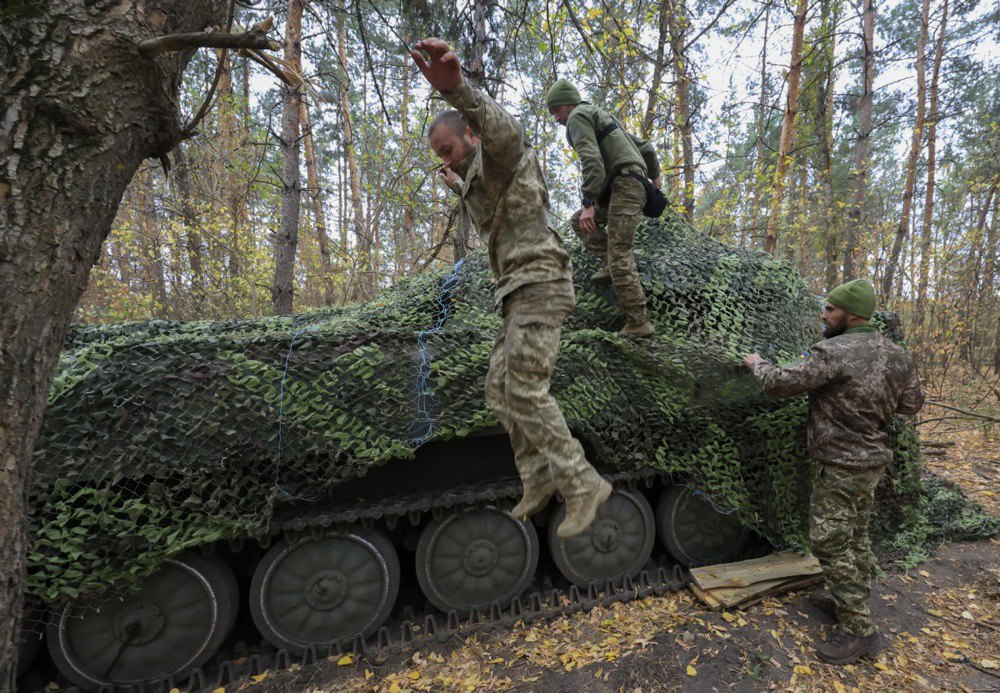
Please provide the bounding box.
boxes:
[590,267,612,284]
[511,481,556,520]
[620,316,654,337]
[816,628,881,665]
[557,476,613,539]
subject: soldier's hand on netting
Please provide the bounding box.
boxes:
[410,38,462,93]
[743,354,765,370]
[579,205,597,234]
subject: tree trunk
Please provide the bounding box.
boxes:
[764,0,807,254]
[400,56,419,271]
[843,0,875,280]
[641,0,671,139]
[881,0,930,300]
[337,0,370,299]
[914,0,948,334]
[273,0,303,315]
[0,1,227,682]
[751,1,772,248]
[300,98,334,305]
[667,0,695,221]
[817,0,840,291]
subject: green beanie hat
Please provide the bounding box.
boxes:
[546,79,581,108]
[827,279,876,319]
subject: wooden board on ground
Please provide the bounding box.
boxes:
[689,550,822,590]
[689,573,825,610]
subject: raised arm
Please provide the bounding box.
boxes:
[746,344,838,398]
[566,111,607,202]
[410,38,524,172]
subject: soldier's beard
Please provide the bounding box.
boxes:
[823,315,848,338]
[450,144,476,179]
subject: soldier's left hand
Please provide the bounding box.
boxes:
[410,38,462,93]
[743,354,764,369]
[579,205,597,234]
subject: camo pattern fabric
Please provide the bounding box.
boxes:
[442,78,572,308]
[810,464,884,636]
[571,173,649,324]
[749,328,925,469]
[485,279,602,498]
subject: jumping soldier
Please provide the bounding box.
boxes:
[743,279,925,665]
[410,38,612,538]
[546,79,660,337]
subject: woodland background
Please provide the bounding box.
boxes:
[78,0,999,387]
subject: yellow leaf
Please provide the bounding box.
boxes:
[337,654,354,666]
[793,665,813,675]
[873,661,889,672]
[212,689,225,693]
[388,683,401,693]
[488,657,505,664]
[833,682,847,693]
[918,570,930,578]
[737,618,748,627]
[365,669,374,680]
[981,659,998,669]
[408,670,421,679]
[722,612,736,622]
[170,689,181,693]
[686,664,697,676]
[943,651,963,661]
[250,672,269,683]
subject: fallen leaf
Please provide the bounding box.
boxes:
[961,611,974,620]
[793,664,813,675]
[408,670,421,680]
[686,664,697,676]
[250,672,269,683]
[981,659,997,669]
[918,570,931,578]
[337,654,354,666]
[722,612,736,622]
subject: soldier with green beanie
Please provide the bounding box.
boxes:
[742,279,924,665]
[546,79,660,337]
[411,39,612,539]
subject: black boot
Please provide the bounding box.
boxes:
[816,628,881,665]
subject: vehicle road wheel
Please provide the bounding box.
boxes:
[47,551,238,690]
[416,506,539,615]
[656,484,749,566]
[549,487,655,588]
[250,528,399,655]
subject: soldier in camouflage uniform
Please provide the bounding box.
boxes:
[411,39,612,538]
[743,279,924,665]
[546,79,660,337]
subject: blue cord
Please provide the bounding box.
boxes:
[273,326,319,501]
[410,259,465,446]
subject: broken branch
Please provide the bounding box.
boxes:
[139,17,280,58]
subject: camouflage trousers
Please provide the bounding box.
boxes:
[810,464,884,636]
[570,173,649,324]
[485,279,601,499]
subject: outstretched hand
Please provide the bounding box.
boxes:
[410,38,462,93]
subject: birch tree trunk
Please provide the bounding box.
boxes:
[914,0,948,334]
[764,0,807,254]
[0,1,228,682]
[843,0,875,280]
[667,0,695,222]
[882,0,930,300]
[300,99,334,305]
[273,0,303,314]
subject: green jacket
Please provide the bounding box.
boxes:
[442,79,573,308]
[565,103,660,202]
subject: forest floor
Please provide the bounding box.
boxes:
[245,369,999,693]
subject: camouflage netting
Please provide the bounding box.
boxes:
[27,211,997,617]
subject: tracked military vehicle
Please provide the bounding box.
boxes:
[21,213,927,689]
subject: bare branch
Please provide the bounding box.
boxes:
[138,17,280,58]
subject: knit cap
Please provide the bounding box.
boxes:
[546,79,582,108]
[827,279,876,319]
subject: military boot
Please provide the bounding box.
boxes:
[816,628,881,665]
[808,593,838,622]
[590,267,612,284]
[620,317,654,337]
[557,476,613,539]
[511,481,556,519]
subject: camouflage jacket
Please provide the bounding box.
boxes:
[565,103,660,202]
[749,327,925,469]
[442,79,573,308]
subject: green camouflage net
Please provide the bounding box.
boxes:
[27,211,996,622]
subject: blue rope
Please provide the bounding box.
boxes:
[273,326,319,501]
[410,259,465,446]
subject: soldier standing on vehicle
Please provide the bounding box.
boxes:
[742,279,924,665]
[546,79,660,337]
[410,39,612,538]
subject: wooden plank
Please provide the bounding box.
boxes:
[708,577,788,608]
[688,582,723,610]
[690,551,822,590]
[737,574,825,609]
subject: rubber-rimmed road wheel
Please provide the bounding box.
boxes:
[47,551,238,691]
[416,506,538,616]
[549,487,655,588]
[656,484,749,566]
[250,528,399,655]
